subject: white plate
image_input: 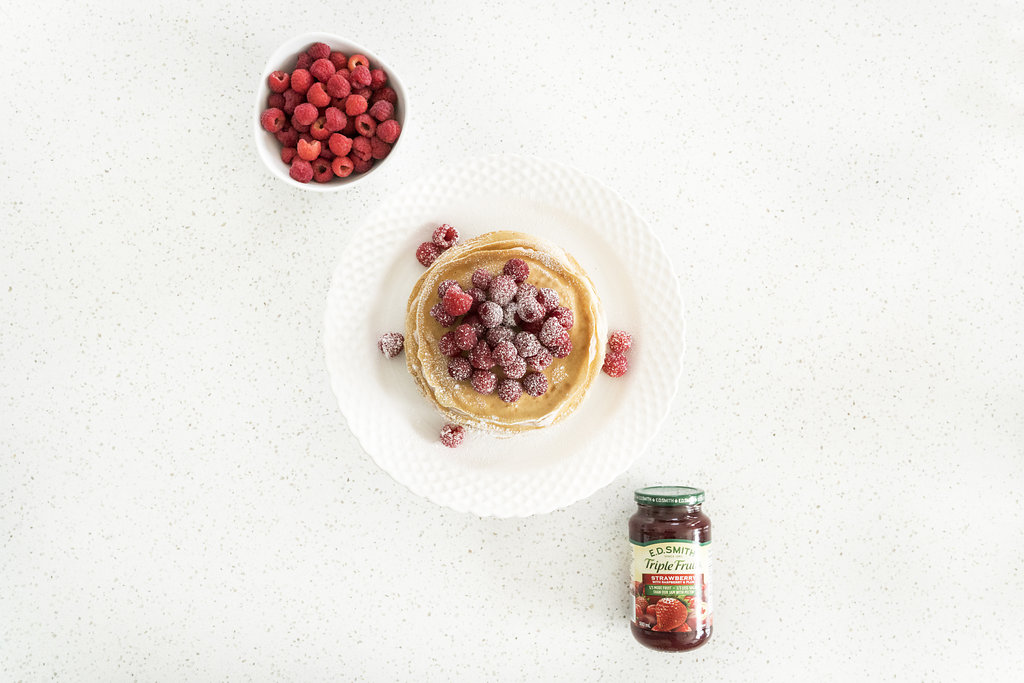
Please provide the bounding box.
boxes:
[324,154,685,516]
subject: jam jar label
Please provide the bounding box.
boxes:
[630,539,712,632]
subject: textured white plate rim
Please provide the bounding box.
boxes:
[323,153,685,517]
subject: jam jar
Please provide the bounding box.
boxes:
[629,486,713,651]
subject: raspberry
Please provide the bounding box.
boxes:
[462,315,484,338]
[504,258,529,283]
[516,283,538,302]
[328,133,353,157]
[331,155,354,178]
[503,355,527,379]
[350,64,372,87]
[311,157,333,183]
[503,303,518,328]
[297,138,321,161]
[377,332,404,358]
[437,279,460,299]
[309,117,330,141]
[369,137,391,160]
[608,331,633,354]
[549,306,575,330]
[471,369,497,393]
[282,89,303,115]
[497,379,523,403]
[602,351,628,377]
[478,301,503,328]
[519,319,543,334]
[290,68,312,94]
[376,119,402,144]
[539,318,565,348]
[267,92,285,109]
[280,147,296,164]
[454,323,477,351]
[318,145,335,161]
[549,333,573,359]
[371,87,398,105]
[326,74,351,100]
[537,287,560,312]
[340,116,356,136]
[289,159,313,183]
[305,82,329,108]
[487,326,513,346]
[267,70,290,93]
[260,108,285,133]
[517,297,545,323]
[348,54,369,70]
[355,114,376,138]
[467,287,487,311]
[417,242,442,268]
[492,341,518,367]
[430,302,454,327]
[527,349,553,372]
[323,107,345,133]
[432,224,459,249]
[488,275,517,306]
[366,100,394,124]
[329,51,348,70]
[448,357,473,381]
[471,268,493,290]
[310,58,336,83]
[442,286,474,317]
[369,68,388,89]
[440,423,465,448]
[308,42,331,61]
[514,331,542,358]
[354,86,373,100]
[438,331,460,356]
[295,53,312,70]
[351,136,372,162]
[522,372,549,397]
[469,342,496,371]
[293,102,318,126]
[344,94,368,116]
[275,126,298,147]
[351,156,373,174]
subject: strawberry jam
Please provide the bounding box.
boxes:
[629,486,713,651]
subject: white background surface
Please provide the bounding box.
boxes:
[2,0,1023,680]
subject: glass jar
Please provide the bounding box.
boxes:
[629,486,713,651]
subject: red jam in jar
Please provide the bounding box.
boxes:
[629,486,713,651]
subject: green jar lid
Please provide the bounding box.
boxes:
[634,486,705,506]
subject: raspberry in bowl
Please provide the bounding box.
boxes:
[254,33,407,191]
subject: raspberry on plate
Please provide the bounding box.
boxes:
[454,323,478,351]
[514,331,542,358]
[497,378,523,403]
[471,369,497,394]
[503,258,529,283]
[377,332,404,358]
[438,331,460,357]
[522,372,549,397]
[469,340,496,370]
[432,224,459,249]
[448,357,473,381]
[503,355,527,380]
[488,275,517,306]
[471,268,493,290]
[437,279,460,299]
[478,301,503,328]
[442,285,474,317]
[602,351,628,377]
[417,242,442,267]
[430,302,455,327]
[527,349,553,372]
[608,330,633,354]
[492,341,518,367]
[548,306,575,330]
[439,423,465,448]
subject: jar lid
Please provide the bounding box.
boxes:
[634,486,705,506]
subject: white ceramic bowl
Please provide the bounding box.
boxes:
[253,32,408,191]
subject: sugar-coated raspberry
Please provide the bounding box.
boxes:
[371,86,398,105]
[293,102,318,126]
[331,155,354,178]
[454,323,477,351]
[328,133,353,157]
[289,159,313,183]
[260,107,285,133]
[309,117,330,141]
[488,275,518,306]
[440,423,465,448]
[504,258,529,283]
[549,333,573,358]
[369,137,391,160]
[369,68,388,89]
[376,119,401,144]
[351,156,373,174]
[432,224,459,249]
[376,331,404,359]
[527,349,553,372]
[522,372,549,397]
[430,302,454,327]
[290,68,312,94]
[471,369,497,394]
[520,318,544,334]
[329,51,348,70]
[310,58,336,83]
[478,301,503,328]
[438,331,460,357]
[539,317,566,348]
[267,92,285,110]
[297,138,321,161]
[469,341,496,371]
[537,288,560,312]
[282,88,303,115]
[355,114,376,138]
[280,147,296,164]
[497,379,523,403]
[471,268,493,290]
[308,42,331,61]
[504,355,527,380]
[295,53,312,70]
[344,94,368,116]
[514,331,542,358]
[349,65,371,87]
[326,73,351,99]
[503,303,518,328]
[487,326,514,346]
[323,107,345,133]
[275,126,299,147]
[462,314,485,337]
[367,100,394,123]
[516,283,538,302]
[492,341,518,367]
[267,70,290,93]
[348,54,369,70]
[418,242,442,268]
[602,351,628,377]
[608,331,633,354]
[549,306,575,330]
[311,157,333,183]
[351,135,372,162]
[448,357,473,381]
[443,286,474,317]
[517,297,545,323]
[467,287,487,311]
[438,279,459,299]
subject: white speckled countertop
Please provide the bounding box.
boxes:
[2,1,1023,680]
